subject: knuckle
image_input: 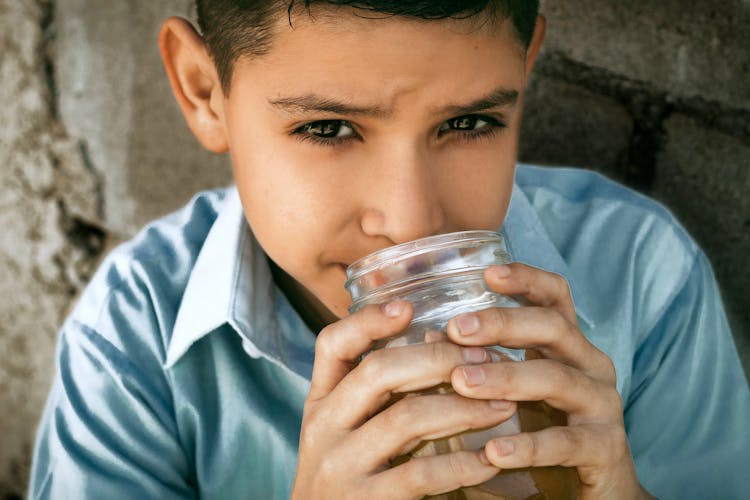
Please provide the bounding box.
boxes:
[314,326,337,359]
[605,387,624,415]
[429,340,458,367]
[357,349,386,380]
[561,312,579,337]
[551,273,571,299]
[599,354,618,385]
[400,457,431,493]
[545,309,571,345]
[301,401,329,432]
[446,451,469,479]
[377,400,407,431]
[558,426,581,453]
[401,397,434,435]
[525,432,542,465]
[489,361,514,391]
[544,360,572,394]
[298,423,320,451]
[606,425,630,461]
[318,454,338,483]
[488,306,507,330]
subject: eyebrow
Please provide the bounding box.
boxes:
[267,85,519,118]
[268,94,391,118]
[439,86,519,116]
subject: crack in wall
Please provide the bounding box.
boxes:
[538,51,750,144]
[536,51,750,192]
[38,0,57,120]
[0,5,111,494]
[77,140,106,222]
[34,0,108,285]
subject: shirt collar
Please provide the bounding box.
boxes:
[166,177,594,370]
[165,188,316,378]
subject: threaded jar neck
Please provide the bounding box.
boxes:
[345,231,511,313]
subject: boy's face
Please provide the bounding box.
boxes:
[219,11,541,323]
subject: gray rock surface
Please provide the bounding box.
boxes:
[544,0,750,109]
[0,1,102,496]
[55,0,233,237]
[521,74,634,181]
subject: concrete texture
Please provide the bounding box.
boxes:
[55,0,233,237]
[544,0,750,109]
[520,75,634,182]
[1,0,748,498]
[0,2,103,497]
[0,1,232,497]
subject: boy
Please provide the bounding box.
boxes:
[29,1,750,498]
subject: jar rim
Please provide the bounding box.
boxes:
[348,267,490,313]
[345,230,504,287]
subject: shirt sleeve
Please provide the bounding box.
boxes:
[28,303,195,498]
[624,251,750,499]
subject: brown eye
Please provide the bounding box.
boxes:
[302,120,355,138]
[439,115,489,133]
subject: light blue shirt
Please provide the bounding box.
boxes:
[29,165,750,499]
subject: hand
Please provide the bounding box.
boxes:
[291,301,517,499]
[445,263,654,500]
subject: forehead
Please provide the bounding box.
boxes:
[230,8,527,109]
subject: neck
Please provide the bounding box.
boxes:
[268,258,337,335]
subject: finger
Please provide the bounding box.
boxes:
[451,359,623,421]
[484,263,577,325]
[308,301,413,401]
[370,449,499,499]
[483,423,629,470]
[446,306,614,381]
[320,341,499,428]
[346,392,516,472]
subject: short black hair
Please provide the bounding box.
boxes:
[195,1,540,92]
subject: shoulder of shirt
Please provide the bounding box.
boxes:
[515,164,703,333]
[516,164,699,253]
[63,188,232,364]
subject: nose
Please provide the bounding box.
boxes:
[359,142,445,244]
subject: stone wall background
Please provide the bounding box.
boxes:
[0,0,748,497]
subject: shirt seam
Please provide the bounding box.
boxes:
[625,249,701,409]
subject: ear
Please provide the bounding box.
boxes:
[159,17,228,153]
[524,14,546,80]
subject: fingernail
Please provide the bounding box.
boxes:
[491,265,511,279]
[493,439,515,456]
[489,399,512,410]
[462,365,486,386]
[456,313,479,336]
[462,347,488,364]
[382,301,406,318]
[478,449,491,466]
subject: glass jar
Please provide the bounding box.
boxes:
[346,231,579,500]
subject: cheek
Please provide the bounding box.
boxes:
[436,141,517,230]
[229,135,354,299]
[232,131,342,226]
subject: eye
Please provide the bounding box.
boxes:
[438,114,506,142]
[292,120,358,146]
